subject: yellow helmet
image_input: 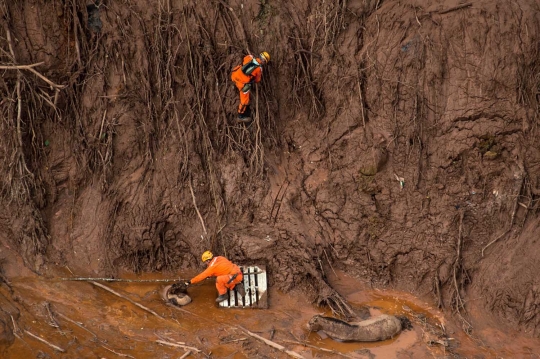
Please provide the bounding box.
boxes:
[260,51,270,63]
[201,251,213,262]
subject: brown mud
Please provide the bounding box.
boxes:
[1,263,539,358]
[1,0,540,357]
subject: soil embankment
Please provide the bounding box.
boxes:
[1,0,540,356]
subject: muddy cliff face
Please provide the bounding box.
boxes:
[0,0,539,338]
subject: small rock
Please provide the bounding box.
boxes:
[483,150,499,160]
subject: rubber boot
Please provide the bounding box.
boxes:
[216,294,228,303]
[237,105,251,123]
[237,113,251,123]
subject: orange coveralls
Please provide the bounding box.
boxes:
[231,55,263,115]
[189,256,243,295]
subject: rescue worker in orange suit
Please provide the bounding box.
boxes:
[230,51,270,122]
[185,251,245,303]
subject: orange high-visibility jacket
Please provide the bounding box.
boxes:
[190,256,241,284]
[231,55,263,86]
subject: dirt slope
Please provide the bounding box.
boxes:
[1,0,540,352]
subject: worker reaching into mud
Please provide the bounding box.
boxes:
[231,51,270,122]
[185,251,246,303]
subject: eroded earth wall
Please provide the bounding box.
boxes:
[0,0,539,335]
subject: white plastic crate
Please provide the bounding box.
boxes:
[218,265,268,309]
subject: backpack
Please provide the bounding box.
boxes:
[241,58,260,76]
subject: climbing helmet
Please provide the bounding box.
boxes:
[260,51,270,63]
[201,250,214,262]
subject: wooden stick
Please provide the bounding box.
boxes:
[179,350,192,359]
[101,344,135,358]
[55,311,98,338]
[282,340,354,358]
[237,326,304,359]
[156,339,200,353]
[25,330,65,352]
[10,315,21,335]
[90,281,165,320]
[44,302,60,328]
[221,338,247,344]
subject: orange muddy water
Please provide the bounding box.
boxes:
[3,267,539,358]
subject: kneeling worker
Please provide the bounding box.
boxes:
[185,251,245,303]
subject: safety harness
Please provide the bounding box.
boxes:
[227,272,242,284]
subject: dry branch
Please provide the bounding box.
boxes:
[237,326,304,359]
[10,315,21,336]
[282,339,354,358]
[156,339,201,353]
[55,311,98,338]
[89,281,165,320]
[101,344,136,358]
[44,302,60,328]
[25,330,65,352]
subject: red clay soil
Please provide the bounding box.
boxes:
[1,0,540,356]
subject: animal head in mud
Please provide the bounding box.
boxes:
[166,283,191,307]
[168,282,188,295]
[308,315,324,331]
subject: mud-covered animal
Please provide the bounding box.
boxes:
[162,283,191,306]
[307,314,402,342]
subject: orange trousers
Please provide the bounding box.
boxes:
[231,67,251,114]
[216,273,243,295]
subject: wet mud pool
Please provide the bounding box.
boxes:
[2,268,537,358]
